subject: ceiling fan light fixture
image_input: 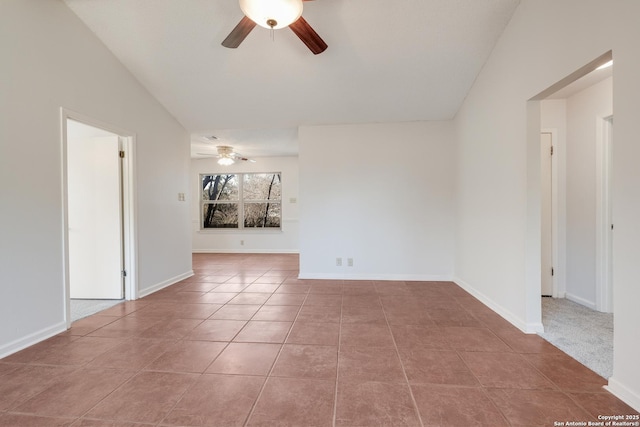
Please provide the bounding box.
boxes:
[217,157,235,166]
[239,0,303,29]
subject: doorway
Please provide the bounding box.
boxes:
[530,52,614,378]
[67,119,123,300]
[62,110,136,326]
[535,52,613,313]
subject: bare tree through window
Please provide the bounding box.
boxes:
[201,173,281,229]
[202,174,238,228]
[244,173,281,228]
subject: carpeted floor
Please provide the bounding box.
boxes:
[539,297,613,379]
[70,299,123,322]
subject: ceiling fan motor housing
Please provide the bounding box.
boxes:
[217,145,234,156]
[239,0,303,29]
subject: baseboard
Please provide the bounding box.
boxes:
[138,270,194,298]
[0,320,67,359]
[192,249,299,254]
[565,292,597,310]
[606,377,640,412]
[453,276,543,334]
[298,273,453,281]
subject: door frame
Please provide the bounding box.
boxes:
[595,115,613,312]
[61,108,137,328]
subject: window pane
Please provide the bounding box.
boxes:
[202,203,238,228]
[243,173,281,200]
[244,202,281,228]
[202,174,238,201]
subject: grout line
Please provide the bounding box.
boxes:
[455,348,513,426]
[241,276,310,427]
[46,313,177,423]
[149,272,291,426]
[70,366,140,423]
[518,352,566,393]
[332,289,344,427]
[218,279,281,346]
[380,287,425,427]
[156,367,204,426]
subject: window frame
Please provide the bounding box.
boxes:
[200,172,282,231]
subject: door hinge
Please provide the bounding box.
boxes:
[550,146,554,156]
[551,267,554,276]
[611,224,614,231]
[119,150,125,158]
[122,270,127,277]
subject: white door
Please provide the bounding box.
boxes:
[68,121,123,299]
[541,132,553,296]
[596,116,614,312]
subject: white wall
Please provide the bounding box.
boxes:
[566,77,613,307]
[191,156,299,253]
[298,121,455,280]
[0,0,191,356]
[454,0,640,410]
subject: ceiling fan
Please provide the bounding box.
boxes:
[197,145,256,166]
[222,0,327,55]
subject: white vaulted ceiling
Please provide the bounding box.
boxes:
[63,0,521,156]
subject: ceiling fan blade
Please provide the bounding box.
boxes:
[222,16,256,48]
[289,16,327,55]
[232,155,256,163]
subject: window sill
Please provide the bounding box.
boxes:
[197,228,283,234]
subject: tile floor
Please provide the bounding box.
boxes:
[0,253,637,426]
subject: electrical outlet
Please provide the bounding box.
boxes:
[336,257,342,267]
[347,258,353,267]
[240,240,244,246]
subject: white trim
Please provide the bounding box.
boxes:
[0,321,67,359]
[60,108,138,328]
[595,115,614,313]
[194,218,297,235]
[194,249,299,254]
[299,273,454,281]
[138,270,194,298]
[565,292,597,310]
[196,230,286,235]
[454,276,544,334]
[606,378,640,412]
[119,134,138,301]
[61,114,71,327]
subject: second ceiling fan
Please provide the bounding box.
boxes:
[222,0,327,55]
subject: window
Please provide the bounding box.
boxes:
[201,173,281,229]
